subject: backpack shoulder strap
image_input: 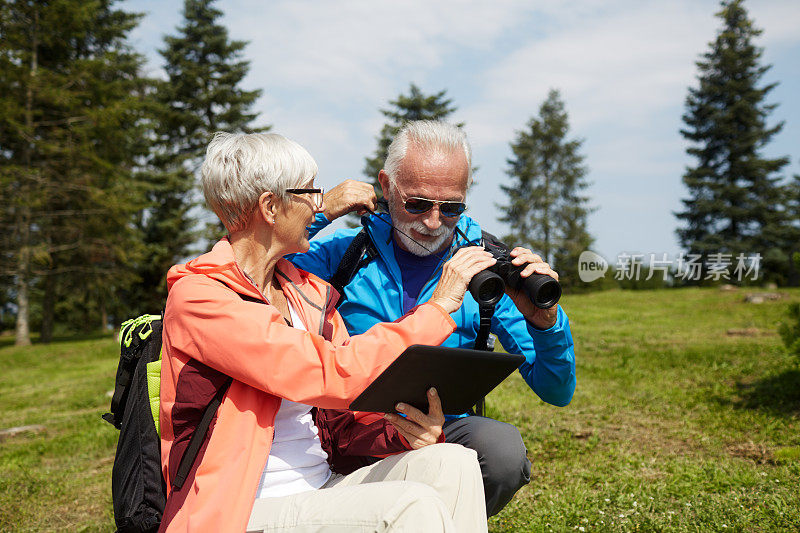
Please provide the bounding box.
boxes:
[329,226,378,306]
[171,376,233,491]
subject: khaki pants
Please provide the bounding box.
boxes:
[246,443,487,533]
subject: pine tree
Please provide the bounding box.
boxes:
[363,84,459,195]
[499,89,594,290]
[133,0,266,312]
[0,0,151,343]
[676,0,789,283]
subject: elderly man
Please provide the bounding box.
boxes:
[290,120,576,516]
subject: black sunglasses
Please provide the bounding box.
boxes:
[393,183,466,218]
[403,197,466,218]
[398,194,466,219]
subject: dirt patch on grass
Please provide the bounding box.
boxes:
[560,414,705,459]
[725,328,777,337]
[727,441,774,464]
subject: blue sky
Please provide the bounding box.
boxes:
[127,0,800,263]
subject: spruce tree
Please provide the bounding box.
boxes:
[676,0,789,283]
[133,0,266,312]
[499,89,594,290]
[159,0,264,163]
[0,0,151,343]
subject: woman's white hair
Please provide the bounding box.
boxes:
[201,132,318,232]
[383,120,472,188]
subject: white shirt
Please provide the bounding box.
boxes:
[255,300,332,499]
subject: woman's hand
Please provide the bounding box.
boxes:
[322,179,377,220]
[384,388,445,449]
[429,246,496,314]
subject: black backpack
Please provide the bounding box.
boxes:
[103,314,231,533]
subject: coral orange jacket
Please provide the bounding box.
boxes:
[158,239,456,532]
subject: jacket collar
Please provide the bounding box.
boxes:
[168,239,334,334]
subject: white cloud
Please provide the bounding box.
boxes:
[227,0,528,103]
[463,2,721,145]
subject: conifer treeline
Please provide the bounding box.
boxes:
[0,0,264,344]
[1,0,797,345]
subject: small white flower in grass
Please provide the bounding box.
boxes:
[633,501,637,507]
[722,525,727,529]
[619,514,625,518]
[579,527,585,532]
[604,498,610,503]
[599,510,605,516]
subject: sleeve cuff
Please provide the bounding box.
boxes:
[528,305,566,336]
[423,301,457,330]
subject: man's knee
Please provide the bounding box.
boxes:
[459,419,530,476]
[446,417,531,515]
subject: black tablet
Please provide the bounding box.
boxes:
[349,345,526,415]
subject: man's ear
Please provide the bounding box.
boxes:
[377,170,390,199]
[257,191,278,225]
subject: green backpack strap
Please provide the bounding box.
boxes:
[146,355,162,435]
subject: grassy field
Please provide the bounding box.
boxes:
[1,288,798,532]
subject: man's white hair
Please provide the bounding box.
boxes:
[201,132,318,232]
[383,120,472,188]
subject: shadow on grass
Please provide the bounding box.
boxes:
[725,369,800,416]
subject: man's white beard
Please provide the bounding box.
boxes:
[388,200,453,257]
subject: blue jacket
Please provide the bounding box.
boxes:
[290,212,576,413]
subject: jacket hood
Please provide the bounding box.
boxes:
[166,238,331,306]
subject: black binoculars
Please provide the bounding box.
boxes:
[464,232,562,309]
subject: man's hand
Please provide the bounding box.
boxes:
[383,388,445,449]
[322,179,377,221]
[505,247,559,330]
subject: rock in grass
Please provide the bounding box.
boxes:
[743,292,783,304]
[0,424,46,442]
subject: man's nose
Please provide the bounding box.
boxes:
[422,205,443,230]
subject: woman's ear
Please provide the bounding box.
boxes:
[257,191,278,226]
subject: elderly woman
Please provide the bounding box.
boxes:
[158,132,496,533]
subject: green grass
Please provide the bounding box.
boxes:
[487,288,800,532]
[1,288,799,531]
